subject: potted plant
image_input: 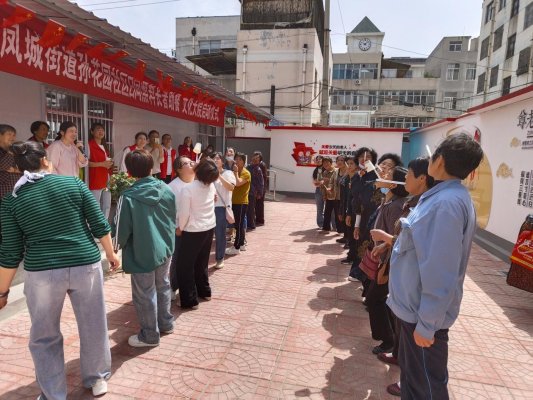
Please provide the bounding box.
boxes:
[108,172,136,202]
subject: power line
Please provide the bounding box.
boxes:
[78,0,142,6]
[85,0,181,11]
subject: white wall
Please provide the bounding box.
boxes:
[412,92,533,243]
[269,127,404,193]
[0,71,44,138]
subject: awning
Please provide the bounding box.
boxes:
[4,0,272,124]
[186,49,237,76]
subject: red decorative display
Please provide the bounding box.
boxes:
[511,229,533,270]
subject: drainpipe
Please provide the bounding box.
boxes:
[483,3,496,103]
[241,45,248,135]
[300,44,308,126]
[191,27,197,72]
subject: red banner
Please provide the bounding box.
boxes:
[0,9,226,126]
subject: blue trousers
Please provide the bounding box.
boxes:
[24,263,111,400]
[214,207,227,261]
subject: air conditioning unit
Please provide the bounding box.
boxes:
[426,106,435,112]
[354,79,362,85]
[351,105,360,111]
[371,105,379,111]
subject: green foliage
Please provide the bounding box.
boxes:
[108,172,136,201]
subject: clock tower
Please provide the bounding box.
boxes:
[346,17,384,55]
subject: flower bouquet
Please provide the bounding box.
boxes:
[108,172,136,201]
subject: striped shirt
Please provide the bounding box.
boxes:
[0,174,111,270]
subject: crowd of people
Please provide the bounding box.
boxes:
[0,119,484,400]
[0,121,269,399]
[312,134,483,399]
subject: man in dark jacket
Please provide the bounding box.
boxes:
[246,153,265,231]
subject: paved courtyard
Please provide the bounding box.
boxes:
[0,198,532,399]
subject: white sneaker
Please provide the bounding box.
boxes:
[170,290,177,301]
[347,276,358,282]
[92,379,108,397]
[225,247,240,255]
[240,245,247,251]
[128,334,159,348]
[215,260,225,269]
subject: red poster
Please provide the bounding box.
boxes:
[0,11,226,126]
[510,230,533,270]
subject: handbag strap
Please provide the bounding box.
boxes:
[214,183,230,208]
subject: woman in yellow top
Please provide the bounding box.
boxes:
[226,153,250,255]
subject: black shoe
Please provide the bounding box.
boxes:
[340,258,353,265]
[256,222,264,226]
[372,343,394,355]
[336,238,347,244]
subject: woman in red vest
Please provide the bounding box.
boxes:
[120,132,148,173]
[160,134,177,184]
[88,123,113,219]
[178,136,195,160]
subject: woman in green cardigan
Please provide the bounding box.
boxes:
[0,141,120,400]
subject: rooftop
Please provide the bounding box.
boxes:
[351,16,381,34]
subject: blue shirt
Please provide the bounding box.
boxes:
[387,179,477,339]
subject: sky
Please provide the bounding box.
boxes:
[73,0,483,58]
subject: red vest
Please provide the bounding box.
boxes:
[88,139,110,190]
[160,147,177,179]
[178,144,195,160]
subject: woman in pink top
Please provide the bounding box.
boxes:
[47,122,88,177]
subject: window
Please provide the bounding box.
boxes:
[489,65,499,87]
[198,40,221,55]
[511,0,519,17]
[88,99,114,157]
[485,2,494,24]
[517,47,531,75]
[499,0,506,11]
[446,63,460,80]
[332,63,379,80]
[502,76,512,96]
[477,72,486,94]
[449,41,463,52]
[506,34,516,59]
[525,3,533,29]
[443,92,458,110]
[493,25,504,51]
[46,89,83,143]
[466,64,477,80]
[371,117,434,129]
[381,69,397,78]
[480,37,490,60]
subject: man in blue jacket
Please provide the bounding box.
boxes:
[387,133,483,399]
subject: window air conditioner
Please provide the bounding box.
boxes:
[426,106,435,112]
[354,79,362,85]
[352,105,360,111]
[371,105,379,111]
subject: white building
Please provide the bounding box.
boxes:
[474,0,533,105]
[331,17,478,129]
[177,0,327,137]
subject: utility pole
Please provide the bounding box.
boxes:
[320,0,331,126]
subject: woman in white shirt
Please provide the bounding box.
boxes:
[212,153,236,269]
[167,156,196,297]
[47,121,88,177]
[175,159,219,310]
[119,132,147,173]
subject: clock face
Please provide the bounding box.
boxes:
[359,38,371,51]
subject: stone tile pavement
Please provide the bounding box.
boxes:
[0,198,532,399]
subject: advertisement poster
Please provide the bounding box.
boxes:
[291,141,358,167]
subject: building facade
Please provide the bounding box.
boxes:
[474,0,533,106]
[177,0,327,137]
[331,17,478,129]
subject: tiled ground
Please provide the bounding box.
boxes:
[0,198,532,399]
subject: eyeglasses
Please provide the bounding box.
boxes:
[179,161,195,167]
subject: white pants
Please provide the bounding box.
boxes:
[91,189,111,220]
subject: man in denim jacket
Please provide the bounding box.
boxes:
[387,133,483,399]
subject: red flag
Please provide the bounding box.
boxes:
[86,42,111,59]
[2,5,35,28]
[108,49,129,62]
[0,0,9,5]
[134,59,146,81]
[66,33,89,52]
[37,20,66,49]
[163,75,174,91]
